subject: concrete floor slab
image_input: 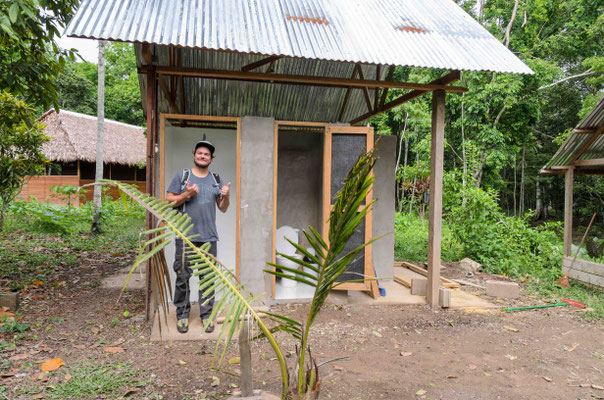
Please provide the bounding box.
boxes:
[102,267,145,290]
[151,304,221,342]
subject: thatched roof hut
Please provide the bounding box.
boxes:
[39,110,146,166]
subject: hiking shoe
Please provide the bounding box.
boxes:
[177,318,189,334]
[202,318,214,333]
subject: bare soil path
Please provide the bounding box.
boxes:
[2,256,603,400]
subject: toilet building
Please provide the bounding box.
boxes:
[65,0,532,313]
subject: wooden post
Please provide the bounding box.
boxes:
[427,90,445,308]
[145,66,157,321]
[239,320,253,396]
[564,168,574,257]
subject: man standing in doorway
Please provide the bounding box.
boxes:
[166,140,231,334]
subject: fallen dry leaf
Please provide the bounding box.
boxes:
[371,330,382,338]
[64,373,72,382]
[178,360,186,365]
[32,280,44,286]
[228,357,240,365]
[90,327,100,334]
[31,394,45,399]
[416,389,426,396]
[9,353,29,361]
[0,307,15,318]
[41,358,64,372]
[72,345,86,350]
[400,351,413,357]
[211,375,220,387]
[469,364,477,370]
[543,376,552,382]
[31,295,45,300]
[564,343,579,352]
[333,365,344,371]
[446,375,458,379]
[103,346,125,354]
[108,338,125,347]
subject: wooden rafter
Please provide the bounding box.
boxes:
[355,64,374,112]
[569,125,604,164]
[337,65,359,121]
[141,43,153,65]
[178,48,186,115]
[349,71,461,125]
[138,65,467,92]
[379,65,395,109]
[374,65,381,111]
[242,55,283,72]
[574,157,604,167]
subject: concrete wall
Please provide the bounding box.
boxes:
[163,124,237,303]
[276,131,323,250]
[372,134,396,279]
[239,117,275,304]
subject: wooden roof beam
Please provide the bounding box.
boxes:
[138,65,468,92]
[355,64,374,112]
[337,65,359,121]
[349,71,461,125]
[573,157,604,167]
[242,56,283,72]
[379,65,395,110]
[569,125,604,164]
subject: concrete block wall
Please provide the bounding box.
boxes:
[372,134,396,280]
[239,117,275,305]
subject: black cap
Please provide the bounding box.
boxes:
[194,140,215,155]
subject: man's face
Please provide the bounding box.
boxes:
[194,146,213,168]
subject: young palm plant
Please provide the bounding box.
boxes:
[104,144,378,400]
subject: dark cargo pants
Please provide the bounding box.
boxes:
[173,239,217,320]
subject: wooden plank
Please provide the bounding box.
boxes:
[163,114,239,122]
[242,55,283,72]
[365,129,379,299]
[374,65,381,111]
[349,71,462,125]
[322,126,332,243]
[141,43,153,65]
[427,90,446,308]
[142,66,468,93]
[396,262,459,286]
[394,275,411,288]
[564,168,574,257]
[274,120,329,127]
[19,175,80,205]
[573,157,604,167]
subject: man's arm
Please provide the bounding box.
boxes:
[167,181,198,208]
[217,182,231,213]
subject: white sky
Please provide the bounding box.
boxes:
[57,35,99,63]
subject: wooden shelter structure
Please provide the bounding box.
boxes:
[541,94,604,288]
[20,110,146,205]
[65,0,532,312]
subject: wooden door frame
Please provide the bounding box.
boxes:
[159,114,241,279]
[323,126,377,295]
[271,121,377,298]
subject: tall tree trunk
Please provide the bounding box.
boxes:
[519,145,526,216]
[92,40,106,233]
[513,155,517,217]
[395,114,408,213]
[0,196,8,232]
[473,151,487,188]
[535,177,543,220]
[461,93,467,204]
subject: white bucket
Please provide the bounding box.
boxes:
[276,254,302,288]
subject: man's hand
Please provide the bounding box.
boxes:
[185,181,199,199]
[220,182,231,198]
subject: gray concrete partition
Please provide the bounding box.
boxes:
[372,134,396,280]
[239,117,275,305]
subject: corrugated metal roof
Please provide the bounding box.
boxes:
[135,45,385,122]
[65,0,532,74]
[544,94,604,171]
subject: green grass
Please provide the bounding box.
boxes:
[0,200,144,290]
[46,362,137,399]
[394,213,463,262]
[395,212,604,319]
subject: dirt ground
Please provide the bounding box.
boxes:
[2,254,603,400]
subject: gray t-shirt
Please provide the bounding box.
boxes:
[167,170,223,242]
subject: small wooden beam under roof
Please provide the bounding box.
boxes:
[242,55,283,72]
[350,71,461,125]
[137,65,467,93]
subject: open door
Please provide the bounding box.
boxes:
[323,126,379,297]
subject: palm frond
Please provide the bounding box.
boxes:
[96,179,289,400]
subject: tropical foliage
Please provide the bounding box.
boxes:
[0,92,48,231]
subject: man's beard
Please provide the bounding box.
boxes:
[194,159,210,168]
